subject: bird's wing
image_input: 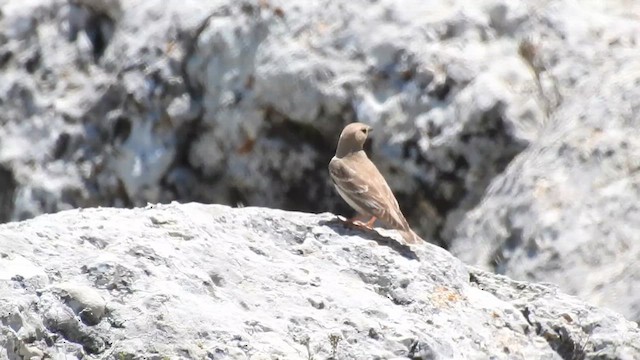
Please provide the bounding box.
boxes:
[329,158,369,195]
[329,156,408,230]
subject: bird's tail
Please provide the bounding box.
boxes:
[398,228,423,245]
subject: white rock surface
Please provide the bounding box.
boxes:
[1,0,640,339]
[450,55,640,323]
[0,0,545,241]
[1,0,635,242]
[0,203,639,359]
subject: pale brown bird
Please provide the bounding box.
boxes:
[329,122,422,244]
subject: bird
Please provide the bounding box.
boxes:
[328,122,423,245]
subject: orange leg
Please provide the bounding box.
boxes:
[344,214,367,228]
[344,215,376,230]
[364,216,377,229]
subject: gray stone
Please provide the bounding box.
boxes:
[0,203,638,359]
[2,0,640,335]
[450,39,640,323]
[53,283,107,326]
[0,0,549,245]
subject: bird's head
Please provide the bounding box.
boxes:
[335,122,373,158]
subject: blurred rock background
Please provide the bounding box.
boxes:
[0,0,638,322]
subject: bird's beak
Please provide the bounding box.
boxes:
[367,126,373,132]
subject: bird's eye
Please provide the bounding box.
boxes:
[361,128,368,134]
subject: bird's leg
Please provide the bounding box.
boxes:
[345,215,376,229]
[363,216,377,229]
[344,214,368,228]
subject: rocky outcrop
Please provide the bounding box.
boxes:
[449,7,640,323]
[0,0,550,245]
[2,0,640,340]
[0,204,639,359]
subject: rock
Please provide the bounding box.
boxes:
[0,0,552,246]
[450,25,640,322]
[0,203,638,359]
[2,0,640,337]
[54,283,107,326]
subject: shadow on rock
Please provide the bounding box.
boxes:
[319,217,419,261]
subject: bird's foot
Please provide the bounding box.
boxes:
[363,216,377,229]
[344,219,366,229]
[344,216,376,230]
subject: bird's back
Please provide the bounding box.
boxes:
[338,152,411,231]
